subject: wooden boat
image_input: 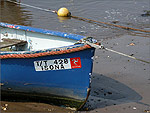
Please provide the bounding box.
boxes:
[0,22,97,110]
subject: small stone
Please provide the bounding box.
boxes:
[95,56,98,59]
[0,83,4,86]
[129,43,135,46]
[5,104,8,107]
[85,108,88,111]
[133,107,137,110]
[144,110,150,113]
[90,99,94,101]
[2,107,7,111]
[112,21,119,24]
[107,92,112,94]
[4,108,7,111]
[130,54,134,56]
[63,25,67,28]
[7,88,12,90]
[48,109,51,111]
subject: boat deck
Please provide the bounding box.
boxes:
[0,38,27,49]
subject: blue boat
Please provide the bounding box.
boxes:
[0,22,96,110]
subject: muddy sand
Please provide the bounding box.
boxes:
[1,34,150,113]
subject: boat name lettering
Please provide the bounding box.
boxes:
[34,57,81,71]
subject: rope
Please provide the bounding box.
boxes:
[6,0,150,33]
[6,0,57,13]
[78,38,150,64]
[71,16,150,33]
[0,45,91,59]
[104,48,150,64]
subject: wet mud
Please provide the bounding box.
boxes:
[1,0,150,112]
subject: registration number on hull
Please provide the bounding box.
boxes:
[34,57,81,71]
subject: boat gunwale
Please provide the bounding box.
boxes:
[0,43,89,55]
[0,22,92,58]
[0,22,86,41]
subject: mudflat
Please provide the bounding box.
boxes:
[1,34,150,113]
[1,0,150,112]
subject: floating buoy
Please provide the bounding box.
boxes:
[57,7,71,17]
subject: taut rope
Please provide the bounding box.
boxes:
[80,38,150,64]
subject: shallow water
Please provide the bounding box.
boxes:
[1,0,150,41]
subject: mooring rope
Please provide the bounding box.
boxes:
[4,0,150,64]
[104,48,150,64]
[6,0,150,33]
[80,39,150,64]
[71,16,150,33]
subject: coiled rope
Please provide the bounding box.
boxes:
[6,0,150,33]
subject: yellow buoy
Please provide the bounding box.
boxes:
[57,7,71,17]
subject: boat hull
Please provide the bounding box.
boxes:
[0,22,96,109]
[1,48,95,109]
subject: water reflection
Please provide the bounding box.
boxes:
[57,16,71,22]
[0,0,32,26]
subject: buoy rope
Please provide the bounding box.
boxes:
[6,0,150,33]
[71,15,150,33]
